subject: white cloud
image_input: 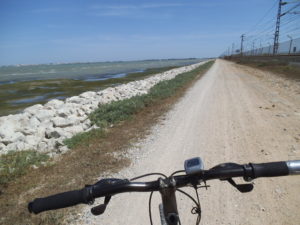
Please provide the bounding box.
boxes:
[91,3,184,10]
[89,3,184,17]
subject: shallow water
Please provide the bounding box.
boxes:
[0,59,202,84]
[0,59,203,116]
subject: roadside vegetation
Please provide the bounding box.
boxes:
[0,150,49,187]
[0,61,214,225]
[230,57,300,81]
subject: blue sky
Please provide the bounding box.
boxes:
[0,0,290,65]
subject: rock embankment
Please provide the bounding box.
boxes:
[0,62,205,155]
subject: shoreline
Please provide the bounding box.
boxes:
[0,66,182,116]
[0,62,206,155]
[0,58,203,83]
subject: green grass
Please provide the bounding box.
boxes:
[63,129,106,149]
[0,150,49,186]
[64,61,214,149]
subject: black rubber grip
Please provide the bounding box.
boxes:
[28,188,91,214]
[251,161,289,178]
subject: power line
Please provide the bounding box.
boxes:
[244,0,278,35]
[224,0,300,57]
[281,2,300,16]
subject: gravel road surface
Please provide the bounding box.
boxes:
[74,59,300,225]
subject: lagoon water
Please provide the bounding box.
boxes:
[0,59,202,84]
[0,58,204,116]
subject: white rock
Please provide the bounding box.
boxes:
[86,124,100,132]
[18,112,31,124]
[77,116,87,123]
[66,96,83,104]
[87,102,99,110]
[79,91,97,99]
[57,107,71,118]
[63,125,84,135]
[39,119,54,129]
[0,143,6,151]
[25,135,40,147]
[52,116,80,128]
[0,130,6,139]
[57,146,69,154]
[37,142,49,152]
[98,97,111,105]
[15,142,31,151]
[96,91,104,96]
[6,143,18,151]
[29,116,41,127]
[80,105,94,114]
[82,119,92,130]
[24,104,44,115]
[61,131,73,139]
[55,138,65,147]
[0,119,16,139]
[35,109,56,122]
[45,127,64,139]
[44,138,64,150]
[36,120,53,137]
[2,132,25,145]
[43,139,56,150]
[44,99,64,109]
[20,127,36,135]
[76,108,86,117]
[37,120,54,138]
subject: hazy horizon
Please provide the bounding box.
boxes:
[0,57,208,67]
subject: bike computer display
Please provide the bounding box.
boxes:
[184,157,204,175]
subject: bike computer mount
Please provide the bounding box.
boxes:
[184,157,204,175]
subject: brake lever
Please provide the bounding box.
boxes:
[91,195,112,215]
[90,178,129,216]
[226,178,254,193]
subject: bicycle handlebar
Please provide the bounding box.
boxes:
[28,160,300,214]
[28,188,92,214]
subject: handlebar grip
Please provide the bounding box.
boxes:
[251,161,289,178]
[28,188,92,214]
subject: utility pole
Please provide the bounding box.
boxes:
[231,43,235,55]
[287,35,293,55]
[273,0,287,54]
[268,42,272,55]
[252,41,255,56]
[259,41,262,55]
[240,34,245,56]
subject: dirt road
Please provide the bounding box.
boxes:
[74,59,300,225]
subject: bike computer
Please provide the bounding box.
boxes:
[184,157,204,175]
